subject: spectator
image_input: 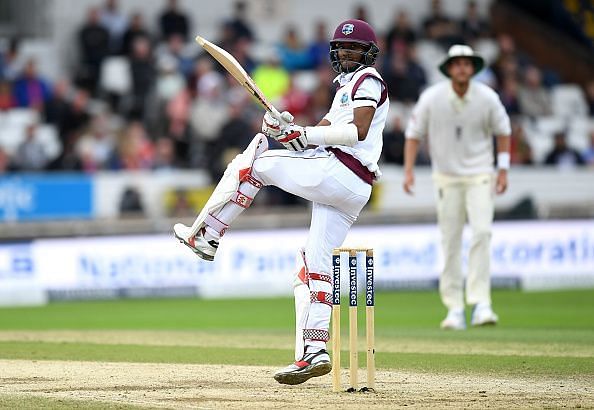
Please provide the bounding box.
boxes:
[305,80,334,125]
[583,131,594,166]
[231,36,257,74]
[460,0,489,43]
[75,114,116,172]
[252,50,290,103]
[119,186,145,215]
[189,62,228,151]
[1,38,23,81]
[585,80,594,116]
[155,55,185,104]
[128,37,155,121]
[544,131,585,168]
[518,65,552,117]
[225,1,253,43]
[154,33,196,78]
[509,121,533,165]
[278,27,314,71]
[0,80,16,110]
[280,77,310,119]
[44,79,70,123]
[121,12,151,56]
[354,4,371,23]
[110,121,154,170]
[159,0,190,41]
[57,88,91,147]
[383,48,426,103]
[14,124,50,171]
[490,33,529,87]
[100,0,128,54]
[422,0,462,48]
[385,10,417,54]
[77,7,110,94]
[307,21,330,69]
[498,77,521,116]
[382,116,406,165]
[152,137,177,170]
[208,101,253,180]
[12,59,52,110]
[0,147,15,173]
[46,132,84,171]
[166,88,193,167]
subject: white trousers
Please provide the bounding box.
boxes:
[253,147,372,273]
[253,147,371,351]
[433,172,494,310]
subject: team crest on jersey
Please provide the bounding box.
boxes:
[340,92,349,106]
[342,23,354,35]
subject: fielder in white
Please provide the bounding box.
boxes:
[404,45,511,330]
[174,19,388,384]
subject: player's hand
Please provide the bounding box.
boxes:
[261,111,294,138]
[495,169,508,194]
[276,124,308,151]
[403,170,415,195]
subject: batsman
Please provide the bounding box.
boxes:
[174,19,388,385]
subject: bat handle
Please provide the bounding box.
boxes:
[269,106,292,128]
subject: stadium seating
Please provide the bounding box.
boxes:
[551,84,589,119]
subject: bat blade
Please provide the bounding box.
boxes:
[194,35,282,120]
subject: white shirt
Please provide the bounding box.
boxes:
[406,80,511,176]
[323,67,389,178]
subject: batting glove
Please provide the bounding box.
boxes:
[261,111,294,138]
[276,124,308,151]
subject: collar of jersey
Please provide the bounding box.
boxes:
[448,80,474,103]
[333,66,368,87]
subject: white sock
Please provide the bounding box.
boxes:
[305,343,325,354]
[203,227,219,242]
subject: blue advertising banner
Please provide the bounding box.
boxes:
[0,174,93,221]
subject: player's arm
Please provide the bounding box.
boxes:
[495,133,511,194]
[403,139,419,195]
[277,77,382,150]
[314,106,375,140]
[403,93,429,195]
[491,93,512,195]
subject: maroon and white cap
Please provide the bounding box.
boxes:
[331,19,377,47]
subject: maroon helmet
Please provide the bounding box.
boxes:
[329,19,380,73]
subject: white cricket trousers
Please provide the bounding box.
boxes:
[252,147,371,272]
[253,147,371,350]
[433,172,494,310]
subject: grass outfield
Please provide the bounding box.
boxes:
[0,289,592,370]
[0,289,592,408]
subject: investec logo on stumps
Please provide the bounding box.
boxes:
[332,255,341,305]
[349,257,357,307]
[366,256,374,307]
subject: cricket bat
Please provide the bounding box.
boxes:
[195,35,285,124]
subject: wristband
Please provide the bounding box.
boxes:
[497,152,510,170]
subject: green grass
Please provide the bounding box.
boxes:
[0,289,593,377]
[1,289,593,331]
[0,395,143,409]
[0,342,590,376]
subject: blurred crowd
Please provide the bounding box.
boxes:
[1,0,593,180]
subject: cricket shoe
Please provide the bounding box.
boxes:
[274,349,332,385]
[471,303,498,326]
[173,224,218,261]
[440,309,466,330]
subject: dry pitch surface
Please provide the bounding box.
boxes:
[0,331,592,409]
